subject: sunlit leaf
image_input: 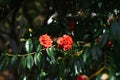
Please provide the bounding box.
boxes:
[25,39,33,53]
[40,71,47,77]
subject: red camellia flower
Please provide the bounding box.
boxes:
[77,75,88,80]
[57,35,73,51]
[39,34,53,48]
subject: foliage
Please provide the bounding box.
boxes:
[0,0,120,80]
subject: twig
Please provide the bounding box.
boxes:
[5,48,45,57]
[6,52,35,57]
[89,66,106,79]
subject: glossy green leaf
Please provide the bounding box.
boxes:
[46,47,55,58]
[26,54,34,70]
[22,75,28,80]
[34,52,41,67]
[25,39,33,53]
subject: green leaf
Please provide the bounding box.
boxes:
[98,32,109,48]
[21,75,28,80]
[26,54,34,70]
[111,21,120,41]
[40,71,47,77]
[25,39,33,53]
[83,53,88,63]
[83,34,89,41]
[36,45,41,52]
[46,47,55,58]
[20,57,26,69]
[23,76,27,80]
[91,46,102,61]
[10,56,18,66]
[0,57,7,70]
[34,52,41,67]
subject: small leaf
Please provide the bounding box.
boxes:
[40,71,47,77]
[46,47,55,58]
[83,53,88,63]
[25,39,33,53]
[34,52,41,67]
[83,34,89,40]
[26,54,34,70]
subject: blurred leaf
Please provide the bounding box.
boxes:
[0,57,7,70]
[22,75,28,80]
[74,60,82,75]
[26,54,34,70]
[36,45,41,52]
[20,56,26,69]
[83,34,89,41]
[0,0,11,5]
[25,39,33,53]
[34,52,41,67]
[83,53,88,63]
[40,71,47,77]
[46,47,55,58]
[111,21,120,42]
[98,32,109,48]
[58,59,64,79]
[91,46,102,61]
[10,56,18,65]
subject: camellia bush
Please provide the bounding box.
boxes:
[0,0,120,80]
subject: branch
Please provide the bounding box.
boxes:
[5,48,45,57]
[89,66,106,79]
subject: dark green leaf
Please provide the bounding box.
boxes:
[98,32,109,48]
[111,21,120,41]
[10,56,18,66]
[0,57,7,70]
[25,39,33,53]
[46,47,55,58]
[83,53,88,63]
[36,45,41,52]
[26,54,34,70]
[20,57,26,69]
[34,52,41,67]
[91,46,102,61]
